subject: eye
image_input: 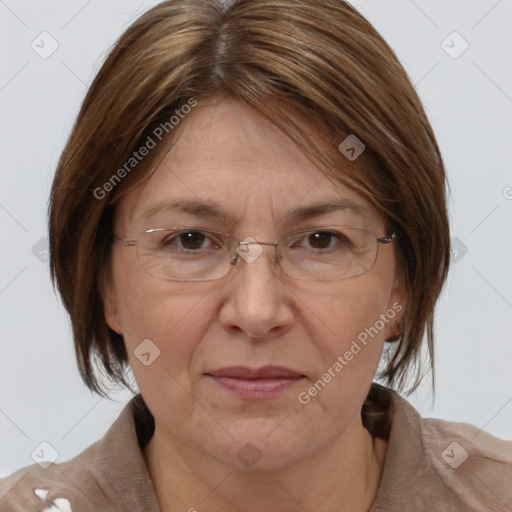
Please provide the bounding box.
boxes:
[163,230,218,251]
[294,230,349,250]
[306,231,338,249]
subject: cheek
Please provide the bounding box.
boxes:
[112,260,218,374]
[305,277,391,351]
[295,277,393,407]
[292,288,389,424]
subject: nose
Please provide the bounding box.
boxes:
[218,243,294,339]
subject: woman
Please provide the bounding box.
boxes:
[1,0,511,510]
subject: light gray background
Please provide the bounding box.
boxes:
[1,0,511,477]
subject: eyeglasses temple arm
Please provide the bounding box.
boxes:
[113,234,137,246]
[377,232,396,244]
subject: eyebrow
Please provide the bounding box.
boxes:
[141,198,367,223]
[286,199,367,222]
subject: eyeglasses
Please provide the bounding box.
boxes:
[116,226,396,282]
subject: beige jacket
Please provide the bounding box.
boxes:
[1,386,511,511]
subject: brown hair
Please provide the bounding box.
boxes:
[49,0,450,404]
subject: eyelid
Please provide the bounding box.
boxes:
[161,228,233,249]
[284,225,354,237]
[145,225,359,242]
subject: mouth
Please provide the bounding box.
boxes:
[205,366,306,400]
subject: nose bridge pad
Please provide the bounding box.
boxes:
[232,240,279,269]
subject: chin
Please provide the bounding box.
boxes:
[209,419,317,472]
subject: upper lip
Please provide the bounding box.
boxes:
[206,365,304,379]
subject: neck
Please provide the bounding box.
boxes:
[144,414,387,512]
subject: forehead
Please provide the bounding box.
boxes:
[114,97,384,232]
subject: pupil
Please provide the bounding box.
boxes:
[309,232,331,249]
[181,232,204,249]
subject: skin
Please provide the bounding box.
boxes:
[104,96,405,512]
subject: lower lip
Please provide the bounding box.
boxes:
[206,375,304,400]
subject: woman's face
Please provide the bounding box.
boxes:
[105,96,405,471]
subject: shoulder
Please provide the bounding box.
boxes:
[378,387,512,511]
[421,415,512,508]
[0,440,108,512]
[0,397,156,512]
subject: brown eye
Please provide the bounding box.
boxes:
[178,231,206,250]
[162,231,209,251]
[307,231,336,249]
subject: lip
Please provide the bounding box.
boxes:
[205,366,305,400]
[207,365,303,379]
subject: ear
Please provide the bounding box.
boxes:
[389,273,407,312]
[384,269,408,341]
[101,273,124,335]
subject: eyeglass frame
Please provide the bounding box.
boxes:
[115,226,396,282]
